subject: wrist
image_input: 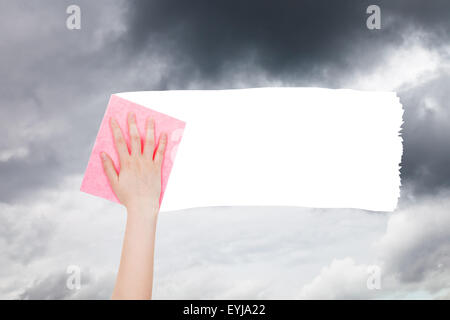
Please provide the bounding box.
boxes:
[126,201,160,220]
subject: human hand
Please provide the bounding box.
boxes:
[101,112,167,215]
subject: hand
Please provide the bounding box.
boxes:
[101,112,167,214]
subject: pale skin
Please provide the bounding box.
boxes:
[101,112,167,300]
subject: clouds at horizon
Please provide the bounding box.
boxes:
[6,176,450,299]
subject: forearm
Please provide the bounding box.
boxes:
[112,206,159,300]
[104,114,167,300]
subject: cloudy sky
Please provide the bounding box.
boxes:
[0,0,449,299]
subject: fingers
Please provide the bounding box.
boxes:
[111,114,165,164]
[111,117,129,162]
[154,132,168,165]
[101,152,118,191]
[143,117,155,158]
[127,112,142,155]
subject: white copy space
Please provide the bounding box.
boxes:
[118,87,403,212]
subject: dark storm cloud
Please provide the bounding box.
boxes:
[124,0,450,86]
[126,0,375,86]
[400,72,450,195]
[123,0,450,195]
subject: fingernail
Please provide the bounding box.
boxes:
[100,152,107,160]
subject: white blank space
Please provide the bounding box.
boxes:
[117,87,403,212]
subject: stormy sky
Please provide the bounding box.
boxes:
[0,0,449,299]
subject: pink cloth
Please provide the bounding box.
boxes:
[80,94,186,206]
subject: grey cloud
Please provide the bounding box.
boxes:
[153,206,387,299]
[399,72,450,195]
[296,192,450,299]
[0,0,154,202]
[0,203,55,265]
[124,0,450,86]
[19,271,76,300]
[1,184,448,299]
[378,190,450,288]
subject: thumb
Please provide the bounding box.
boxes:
[101,152,119,192]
